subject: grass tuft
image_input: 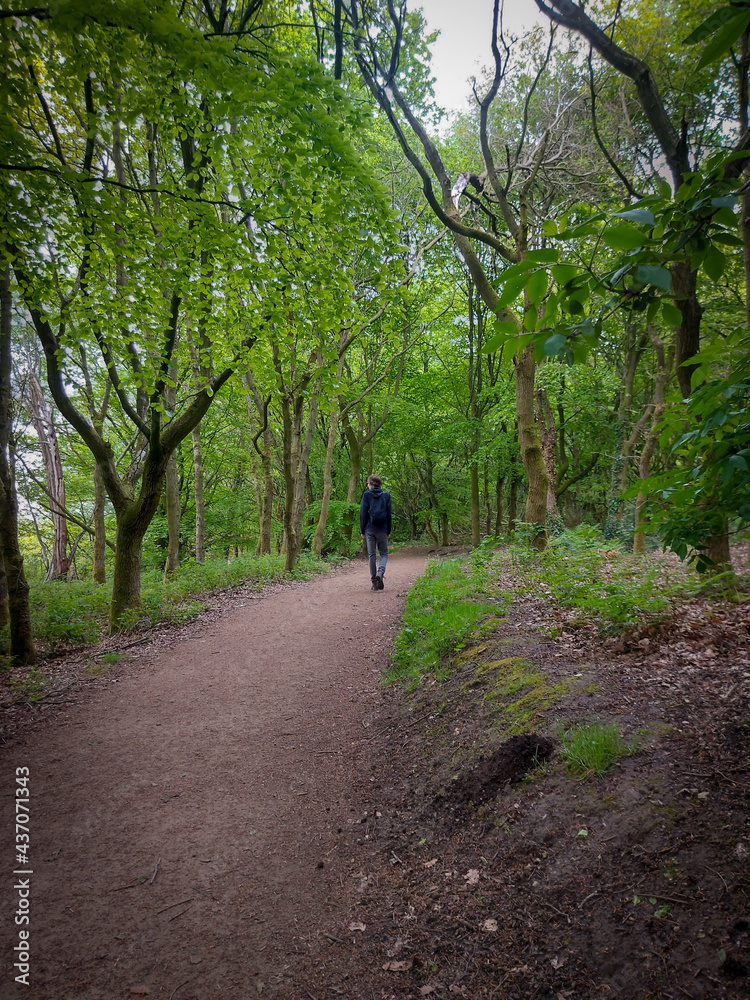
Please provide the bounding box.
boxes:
[558,720,634,777]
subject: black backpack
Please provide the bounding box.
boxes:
[369,491,388,529]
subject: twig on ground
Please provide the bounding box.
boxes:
[706,867,728,895]
[168,907,191,922]
[537,899,571,923]
[110,879,143,892]
[157,897,194,914]
[150,858,160,884]
[168,979,191,1000]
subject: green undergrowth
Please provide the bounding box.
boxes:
[498,525,702,633]
[558,720,639,777]
[387,558,505,688]
[8,552,326,657]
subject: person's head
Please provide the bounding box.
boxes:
[367,474,382,490]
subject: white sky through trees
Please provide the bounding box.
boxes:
[419,0,543,112]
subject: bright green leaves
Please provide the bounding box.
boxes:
[660,301,683,326]
[526,268,548,307]
[702,245,726,281]
[486,155,740,371]
[550,263,577,286]
[602,225,648,251]
[633,332,750,570]
[613,208,657,226]
[636,264,672,291]
[684,4,750,68]
[497,274,531,308]
[542,333,566,356]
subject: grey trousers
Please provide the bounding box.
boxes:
[366,530,389,581]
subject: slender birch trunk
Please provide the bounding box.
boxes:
[27,372,69,580]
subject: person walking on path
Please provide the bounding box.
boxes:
[360,474,391,591]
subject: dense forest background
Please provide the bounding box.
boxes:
[1,0,749,658]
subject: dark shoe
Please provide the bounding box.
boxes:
[377,574,384,590]
[371,581,379,591]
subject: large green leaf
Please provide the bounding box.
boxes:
[497,274,529,308]
[697,9,750,67]
[525,248,560,263]
[602,225,648,250]
[703,245,726,280]
[526,269,548,307]
[551,263,578,286]
[636,264,672,291]
[684,5,747,44]
[542,333,567,356]
[613,208,656,226]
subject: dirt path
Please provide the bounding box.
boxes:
[1,552,427,1000]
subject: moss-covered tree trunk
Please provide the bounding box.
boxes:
[313,404,340,557]
[92,463,107,583]
[515,345,548,546]
[163,377,180,577]
[0,266,35,663]
[535,386,561,524]
[109,454,170,628]
[342,408,363,504]
[163,449,181,578]
[191,424,206,562]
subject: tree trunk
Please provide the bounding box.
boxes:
[111,516,147,627]
[705,527,732,571]
[469,460,481,546]
[108,457,169,629]
[672,262,702,399]
[191,424,206,562]
[508,473,519,534]
[633,331,671,555]
[27,371,69,580]
[515,345,548,546]
[440,512,450,546]
[535,386,561,522]
[245,371,273,556]
[163,448,180,577]
[163,377,180,577]
[92,462,107,583]
[0,266,35,663]
[313,406,340,557]
[604,327,641,535]
[343,408,363,504]
[279,392,301,572]
[495,471,505,537]
[484,465,492,536]
[291,390,321,557]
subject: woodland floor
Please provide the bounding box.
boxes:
[1,547,749,1000]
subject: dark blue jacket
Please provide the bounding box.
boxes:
[360,487,392,535]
